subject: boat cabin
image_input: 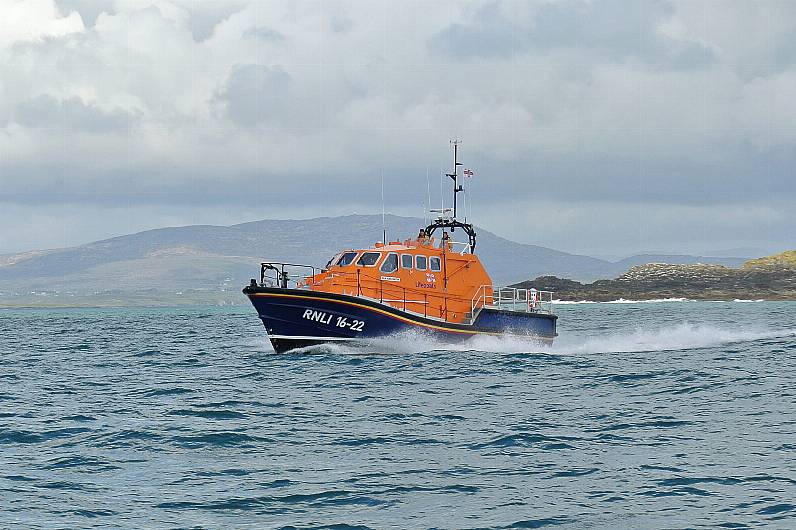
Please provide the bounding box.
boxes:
[302,232,492,324]
[252,141,554,326]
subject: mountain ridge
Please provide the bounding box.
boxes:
[0,214,749,298]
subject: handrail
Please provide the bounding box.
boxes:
[471,283,554,319]
[260,262,321,289]
[255,261,555,323]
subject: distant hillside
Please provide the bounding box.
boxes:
[743,250,796,270]
[0,214,754,305]
[514,251,796,301]
[0,215,605,290]
[611,253,745,270]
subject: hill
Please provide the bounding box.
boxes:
[0,214,754,306]
[743,250,796,270]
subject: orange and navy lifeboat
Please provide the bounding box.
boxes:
[243,145,557,352]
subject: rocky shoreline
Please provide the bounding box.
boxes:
[512,253,796,302]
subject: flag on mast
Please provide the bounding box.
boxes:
[463,168,474,177]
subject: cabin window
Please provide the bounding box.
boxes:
[401,254,413,269]
[336,251,358,267]
[357,252,381,267]
[415,255,427,270]
[380,253,398,273]
[325,253,341,269]
[429,256,441,272]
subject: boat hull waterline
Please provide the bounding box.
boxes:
[244,286,557,353]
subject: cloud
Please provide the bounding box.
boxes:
[427,0,713,67]
[0,0,794,256]
[216,64,295,127]
[243,26,285,42]
[53,0,114,27]
[0,0,84,48]
[14,94,140,131]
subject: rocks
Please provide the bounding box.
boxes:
[743,250,796,271]
[512,251,796,301]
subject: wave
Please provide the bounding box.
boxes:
[604,297,690,304]
[733,299,766,303]
[552,298,690,304]
[302,324,796,356]
[553,298,780,304]
[551,324,795,355]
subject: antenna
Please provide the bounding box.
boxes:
[381,171,386,244]
[439,162,444,214]
[425,167,431,226]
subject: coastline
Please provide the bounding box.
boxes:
[2,292,793,309]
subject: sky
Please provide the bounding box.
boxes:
[1,0,794,258]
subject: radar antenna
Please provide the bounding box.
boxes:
[422,141,477,253]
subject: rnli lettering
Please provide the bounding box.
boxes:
[301,309,365,332]
[302,309,333,324]
[415,281,436,289]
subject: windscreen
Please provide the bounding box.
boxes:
[336,252,358,266]
[356,252,381,266]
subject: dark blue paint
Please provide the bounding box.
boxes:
[245,287,556,350]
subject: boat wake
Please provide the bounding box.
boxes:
[549,324,795,355]
[279,324,795,356]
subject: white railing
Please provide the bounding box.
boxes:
[471,284,554,318]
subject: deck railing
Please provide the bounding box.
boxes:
[257,262,554,322]
[471,284,554,317]
[260,262,321,289]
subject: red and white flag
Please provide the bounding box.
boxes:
[463,168,474,177]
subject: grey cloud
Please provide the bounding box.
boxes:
[428,0,713,68]
[1,0,794,256]
[243,26,285,42]
[216,64,319,129]
[183,1,248,41]
[54,0,114,27]
[14,95,140,132]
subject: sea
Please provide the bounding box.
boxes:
[1,300,795,529]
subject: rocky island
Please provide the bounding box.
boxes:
[513,251,796,302]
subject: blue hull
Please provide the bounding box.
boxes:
[243,286,557,352]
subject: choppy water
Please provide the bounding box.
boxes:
[2,301,795,529]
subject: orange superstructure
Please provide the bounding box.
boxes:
[243,141,558,353]
[302,233,493,324]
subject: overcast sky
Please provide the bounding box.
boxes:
[1,0,794,258]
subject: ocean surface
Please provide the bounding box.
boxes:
[2,300,795,529]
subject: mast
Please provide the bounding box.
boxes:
[446,140,464,220]
[423,141,478,253]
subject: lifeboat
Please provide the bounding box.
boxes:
[243,144,557,352]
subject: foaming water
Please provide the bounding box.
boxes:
[551,323,796,355]
[553,297,689,304]
[306,323,794,357]
[1,301,795,528]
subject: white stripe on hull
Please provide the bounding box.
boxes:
[267,334,358,341]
